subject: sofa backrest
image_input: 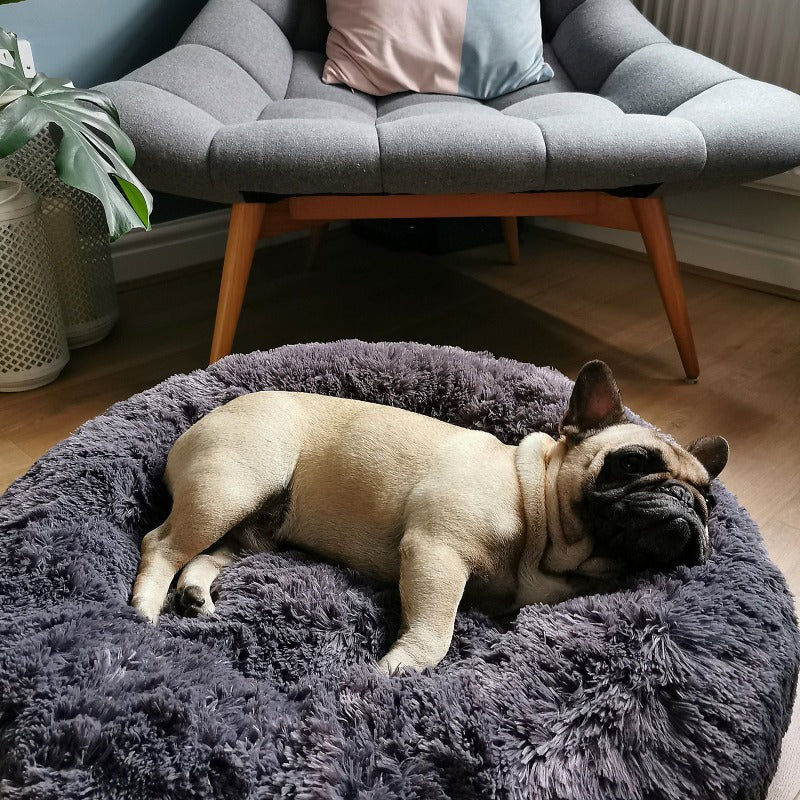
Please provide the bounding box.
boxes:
[541,0,589,41]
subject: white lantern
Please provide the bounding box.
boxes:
[1,131,118,348]
[0,177,69,392]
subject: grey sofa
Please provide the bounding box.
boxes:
[98,0,800,378]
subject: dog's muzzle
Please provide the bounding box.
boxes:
[587,479,710,570]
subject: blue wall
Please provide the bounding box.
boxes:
[0,0,206,87]
[1,0,213,222]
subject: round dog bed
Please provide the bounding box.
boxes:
[0,340,797,800]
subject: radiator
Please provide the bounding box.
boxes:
[632,0,800,94]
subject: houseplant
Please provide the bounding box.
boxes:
[0,26,152,240]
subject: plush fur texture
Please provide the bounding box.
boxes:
[0,340,797,800]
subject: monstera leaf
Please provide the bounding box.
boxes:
[0,64,152,240]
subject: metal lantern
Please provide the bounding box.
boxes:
[0,177,69,392]
[1,130,118,348]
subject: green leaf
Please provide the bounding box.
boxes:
[114,175,151,224]
[0,28,18,53]
[0,62,25,94]
[0,92,54,154]
[0,87,27,109]
[0,63,151,239]
[0,27,26,72]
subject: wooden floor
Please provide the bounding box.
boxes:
[1,224,799,796]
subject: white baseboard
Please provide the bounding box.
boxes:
[110,209,332,285]
[111,206,800,294]
[111,209,231,284]
[535,215,800,293]
[750,167,800,198]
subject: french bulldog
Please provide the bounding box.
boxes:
[132,360,728,673]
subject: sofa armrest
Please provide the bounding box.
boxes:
[669,78,800,182]
[597,37,800,182]
[546,0,800,182]
[97,80,232,202]
[599,43,739,116]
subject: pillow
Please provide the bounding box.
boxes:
[322,0,554,101]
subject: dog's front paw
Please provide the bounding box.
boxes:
[175,584,216,618]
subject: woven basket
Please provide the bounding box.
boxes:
[1,130,118,348]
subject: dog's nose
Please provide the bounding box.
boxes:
[657,482,694,509]
[681,531,708,567]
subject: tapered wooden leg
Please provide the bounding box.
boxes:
[209,203,266,364]
[500,216,520,265]
[631,198,700,382]
[305,223,328,269]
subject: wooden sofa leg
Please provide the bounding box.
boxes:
[500,217,520,265]
[305,223,329,269]
[631,198,700,382]
[209,203,266,364]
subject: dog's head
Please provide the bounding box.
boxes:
[556,361,728,572]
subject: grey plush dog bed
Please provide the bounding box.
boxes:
[0,341,797,800]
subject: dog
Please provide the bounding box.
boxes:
[132,360,728,673]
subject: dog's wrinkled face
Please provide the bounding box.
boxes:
[572,425,721,570]
[557,361,728,573]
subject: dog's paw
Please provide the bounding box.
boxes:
[131,594,161,625]
[175,584,215,617]
[376,655,401,676]
[376,648,424,676]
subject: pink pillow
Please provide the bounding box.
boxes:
[322,0,553,101]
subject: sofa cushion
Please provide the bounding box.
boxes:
[287,51,377,118]
[180,0,295,101]
[209,117,383,195]
[552,0,668,93]
[322,0,553,100]
[536,114,708,189]
[377,110,548,193]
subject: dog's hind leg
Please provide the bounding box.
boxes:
[174,484,290,617]
[132,464,289,624]
[174,537,240,617]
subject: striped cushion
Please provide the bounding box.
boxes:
[322,0,553,100]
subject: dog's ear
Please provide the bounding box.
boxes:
[686,436,729,480]
[560,360,626,440]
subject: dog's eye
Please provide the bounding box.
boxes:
[618,451,648,475]
[597,448,665,488]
